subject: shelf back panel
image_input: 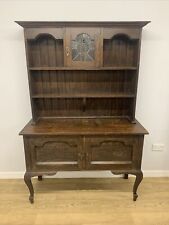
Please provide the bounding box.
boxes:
[30,70,136,97]
[33,98,134,119]
[103,35,139,67]
[27,34,64,67]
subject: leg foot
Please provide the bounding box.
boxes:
[133,193,138,201]
[38,175,43,181]
[29,195,34,204]
[24,172,34,204]
[123,174,128,179]
[133,171,143,201]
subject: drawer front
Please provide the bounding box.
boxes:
[24,136,83,172]
[85,136,142,170]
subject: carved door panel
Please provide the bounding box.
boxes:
[65,28,101,68]
[27,136,84,171]
[85,136,139,170]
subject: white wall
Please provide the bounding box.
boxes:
[0,0,169,177]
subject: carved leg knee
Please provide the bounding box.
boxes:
[24,172,34,204]
[133,171,143,201]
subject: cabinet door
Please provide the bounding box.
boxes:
[65,28,101,68]
[85,136,141,170]
[25,136,84,171]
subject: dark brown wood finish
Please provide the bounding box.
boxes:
[17,21,149,203]
[15,21,150,28]
[65,27,101,67]
[20,118,148,136]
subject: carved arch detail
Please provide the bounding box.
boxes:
[25,28,63,40]
[90,140,133,160]
[90,140,132,149]
[34,140,78,149]
[32,33,57,41]
[111,33,135,41]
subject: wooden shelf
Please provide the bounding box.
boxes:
[32,93,135,99]
[19,118,148,136]
[29,66,137,71]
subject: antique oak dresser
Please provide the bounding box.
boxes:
[17,21,149,203]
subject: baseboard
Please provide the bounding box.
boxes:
[143,170,169,177]
[0,170,169,179]
[0,172,24,179]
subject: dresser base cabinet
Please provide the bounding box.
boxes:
[20,118,147,203]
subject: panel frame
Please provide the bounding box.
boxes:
[85,135,143,170]
[24,136,85,172]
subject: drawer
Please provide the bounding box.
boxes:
[24,136,83,171]
[85,136,141,170]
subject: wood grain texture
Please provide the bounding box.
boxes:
[30,70,136,119]
[0,178,168,225]
[27,35,64,67]
[19,118,148,136]
[27,136,83,171]
[15,21,150,28]
[65,27,101,68]
[103,33,139,67]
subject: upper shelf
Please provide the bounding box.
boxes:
[29,66,137,71]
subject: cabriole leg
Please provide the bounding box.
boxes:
[133,171,143,201]
[24,172,34,204]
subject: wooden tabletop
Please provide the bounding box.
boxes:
[19,118,148,136]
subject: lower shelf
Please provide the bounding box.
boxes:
[32,97,134,120]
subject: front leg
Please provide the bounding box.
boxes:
[133,171,143,201]
[24,172,34,204]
